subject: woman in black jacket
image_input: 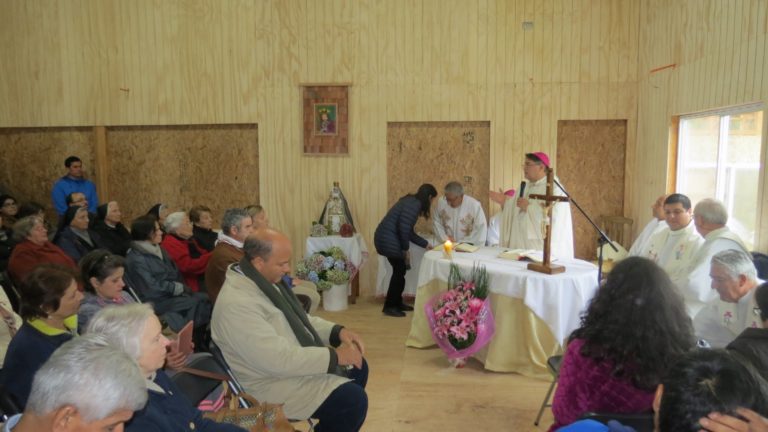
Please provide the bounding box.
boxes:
[374,184,437,317]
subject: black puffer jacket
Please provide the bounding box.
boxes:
[374,196,428,258]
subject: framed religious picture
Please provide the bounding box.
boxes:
[313,103,338,136]
[301,84,350,155]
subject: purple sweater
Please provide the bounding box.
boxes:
[550,338,655,430]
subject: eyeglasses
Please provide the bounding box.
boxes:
[523,162,542,167]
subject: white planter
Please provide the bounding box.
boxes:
[322,283,348,311]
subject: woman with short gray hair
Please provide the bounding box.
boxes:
[161,211,212,293]
[7,216,76,286]
[87,304,247,432]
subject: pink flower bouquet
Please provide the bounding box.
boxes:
[425,263,495,367]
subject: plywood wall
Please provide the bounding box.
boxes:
[0,0,641,295]
[634,0,768,252]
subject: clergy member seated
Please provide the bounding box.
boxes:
[677,198,751,317]
[727,281,768,381]
[91,200,132,256]
[550,257,694,430]
[432,181,487,246]
[212,230,369,431]
[3,334,148,432]
[53,205,107,263]
[204,208,253,303]
[499,151,574,259]
[636,194,703,305]
[694,249,764,348]
[627,194,668,256]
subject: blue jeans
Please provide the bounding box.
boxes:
[311,359,369,431]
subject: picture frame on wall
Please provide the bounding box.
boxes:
[301,84,350,155]
[313,103,338,136]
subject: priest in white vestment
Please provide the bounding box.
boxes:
[432,181,488,245]
[638,194,703,306]
[499,152,574,260]
[628,194,669,256]
[678,199,751,318]
[694,249,763,348]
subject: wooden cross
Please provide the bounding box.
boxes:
[527,168,569,275]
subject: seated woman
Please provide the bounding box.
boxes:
[161,212,212,293]
[54,205,106,263]
[92,201,132,256]
[0,194,19,235]
[0,213,14,274]
[1,264,83,408]
[190,205,218,252]
[16,201,54,236]
[550,256,695,430]
[86,303,247,432]
[77,249,138,330]
[7,216,76,287]
[124,216,211,335]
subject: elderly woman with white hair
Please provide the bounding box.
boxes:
[86,303,247,432]
[161,211,212,293]
[5,334,148,431]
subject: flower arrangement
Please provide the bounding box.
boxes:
[426,262,495,367]
[296,246,357,291]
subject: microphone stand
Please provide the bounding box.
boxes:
[553,178,617,284]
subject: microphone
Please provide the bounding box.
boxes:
[518,181,526,198]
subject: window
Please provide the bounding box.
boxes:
[676,105,763,250]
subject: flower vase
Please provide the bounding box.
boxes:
[322,283,348,312]
[449,357,467,368]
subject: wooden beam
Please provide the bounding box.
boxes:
[93,126,109,203]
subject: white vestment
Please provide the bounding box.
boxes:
[679,226,750,318]
[628,218,668,256]
[499,176,574,260]
[432,195,487,245]
[639,221,703,288]
[486,212,501,246]
[694,283,763,348]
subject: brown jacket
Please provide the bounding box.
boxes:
[204,242,243,303]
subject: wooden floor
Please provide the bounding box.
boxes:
[311,297,556,432]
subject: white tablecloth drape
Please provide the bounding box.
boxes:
[375,234,434,298]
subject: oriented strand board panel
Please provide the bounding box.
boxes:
[557,120,627,260]
[107,125,258,226]
[0,127,94,222]
[386,122,490,235]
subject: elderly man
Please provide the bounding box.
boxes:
[676,199,751,317]
[5,334,147,431]
[51,156,98,215]
[627,194,669,256]
[212,230,368,431]
[500,152,574,259]
[694,249,764,348]
[432,181,487,246]
[637,194,703,289]
[204,208,253,303]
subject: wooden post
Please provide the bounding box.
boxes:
[93,126,110,203]
[527,168,569,275]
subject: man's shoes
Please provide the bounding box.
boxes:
[398,303,414,311]
[382,307,406,317]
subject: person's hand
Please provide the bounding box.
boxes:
[517,197,529,211]
[489,190,506,206]
[339,328,365,355]
[165,347,188,371]
[699,409,768,432]
[335,343,363,369]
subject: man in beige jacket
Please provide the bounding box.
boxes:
[211,229,368,431]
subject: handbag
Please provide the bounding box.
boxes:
[181,367,294,432]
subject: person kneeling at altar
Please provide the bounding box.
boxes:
[432,181,487,246]
[694,249,763,348]
[550,256,695,431]
[212,230,369,432]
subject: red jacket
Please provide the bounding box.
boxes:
[161,234,211,292]
[8,240,77,286]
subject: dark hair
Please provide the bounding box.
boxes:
[17,201,46,219]
[664,193,692,210]
[755,282,768,321]
[64,156,81,168]
[79,250,125,294]
[130,215,158,241]
[525,153,546,165]
[242,235,273,261]
[20,264,79,320]
[189,205,212,224]
[410,184,438,219]
[0,194,16,207]
[659,349,768,432]
[571,256,695,390]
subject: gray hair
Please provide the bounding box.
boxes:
[444,181,464,196]
[711,249,757,282]
[86,303,156,360]
[694,198,728,225]
[26,334,147,422]
[221,208,250,236]
[12,215,43,241]
[243,234,273,261]
[163,211,187,234]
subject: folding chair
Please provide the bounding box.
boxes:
[534,355,563,426]
[169,353,226,406]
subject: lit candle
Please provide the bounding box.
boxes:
[443,240,453,259]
